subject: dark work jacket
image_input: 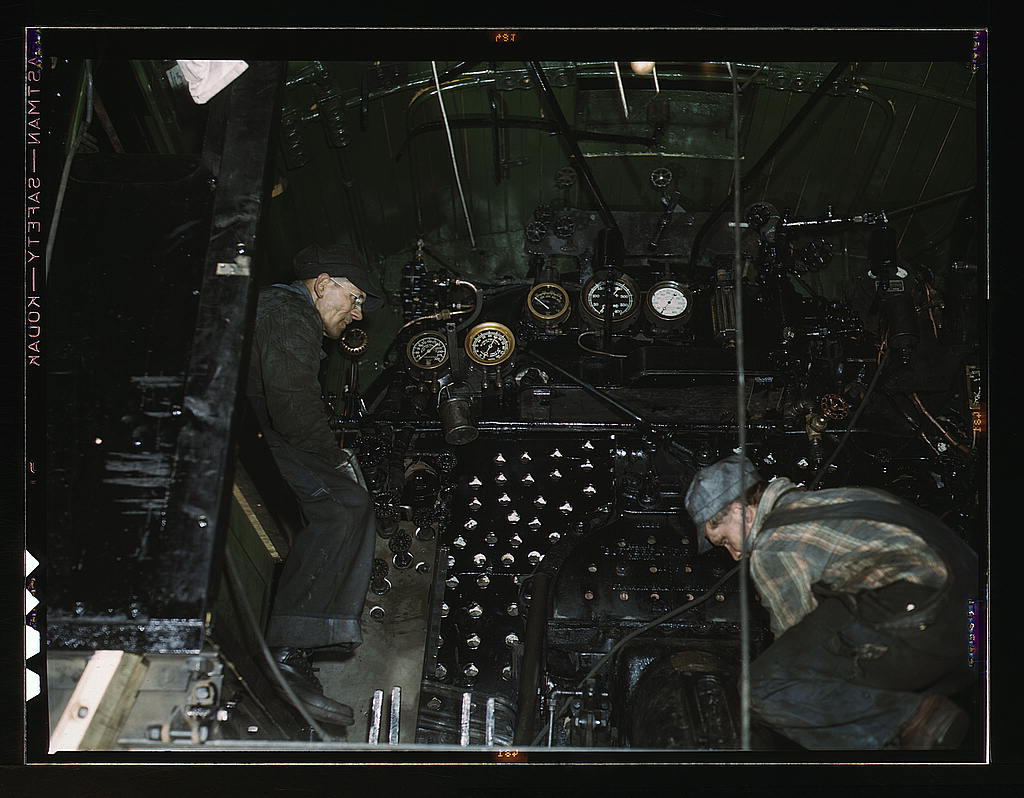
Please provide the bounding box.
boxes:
[246,282,347,467]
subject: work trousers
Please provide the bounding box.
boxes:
[748,580,977,749]
[263,444,376,651]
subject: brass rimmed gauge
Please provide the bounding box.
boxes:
[643,280,694,327]
[526,282,571,326]
[465,322,516,367]
[580,270,640,330]
[406,330,449,371]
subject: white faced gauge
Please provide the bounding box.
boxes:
[580,271,639,330]
[406,330,449,370]
[465,322,516,367]
[526,282,571,326]
[644,280,693,327]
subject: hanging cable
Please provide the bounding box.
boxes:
[430,61,476,248]
[727,61,752,752]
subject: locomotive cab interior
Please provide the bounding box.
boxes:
[27,27,991,762]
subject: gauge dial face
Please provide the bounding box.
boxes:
[644,280,693,327]
[407,331,449,369]
[649,284,689,319]
[584,279,637,320]
[527,282,570,322]
[465,322,516,367]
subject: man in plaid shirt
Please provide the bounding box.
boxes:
[686,453,979,750]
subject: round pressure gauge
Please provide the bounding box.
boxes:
[580,270,640,330]
[526,282,571,326]
[644,280,694,327]
[465,322,516,367]
[406,330,449,371]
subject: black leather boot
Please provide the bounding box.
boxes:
[267,647,355,726]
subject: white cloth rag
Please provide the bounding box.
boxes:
[176,60,249,104]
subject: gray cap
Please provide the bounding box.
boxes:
[685,454,762,552]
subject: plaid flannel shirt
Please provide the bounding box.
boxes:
[747,478,949,637]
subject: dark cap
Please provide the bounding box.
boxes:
[685,454,762,553]
[293,243,385,312]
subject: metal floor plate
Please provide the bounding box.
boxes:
[316,520,438,744]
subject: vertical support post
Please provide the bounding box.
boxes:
[156,62,285,625]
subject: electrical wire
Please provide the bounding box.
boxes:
[529,563,741,747]
[886,393,944,457]
[910,393,972,455]
[223,548,333,742]
[576,330,628,358]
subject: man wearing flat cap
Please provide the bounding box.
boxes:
[685,453,979,750]
[246,243,385,727]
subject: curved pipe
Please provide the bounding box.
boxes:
[848,86,897,211]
